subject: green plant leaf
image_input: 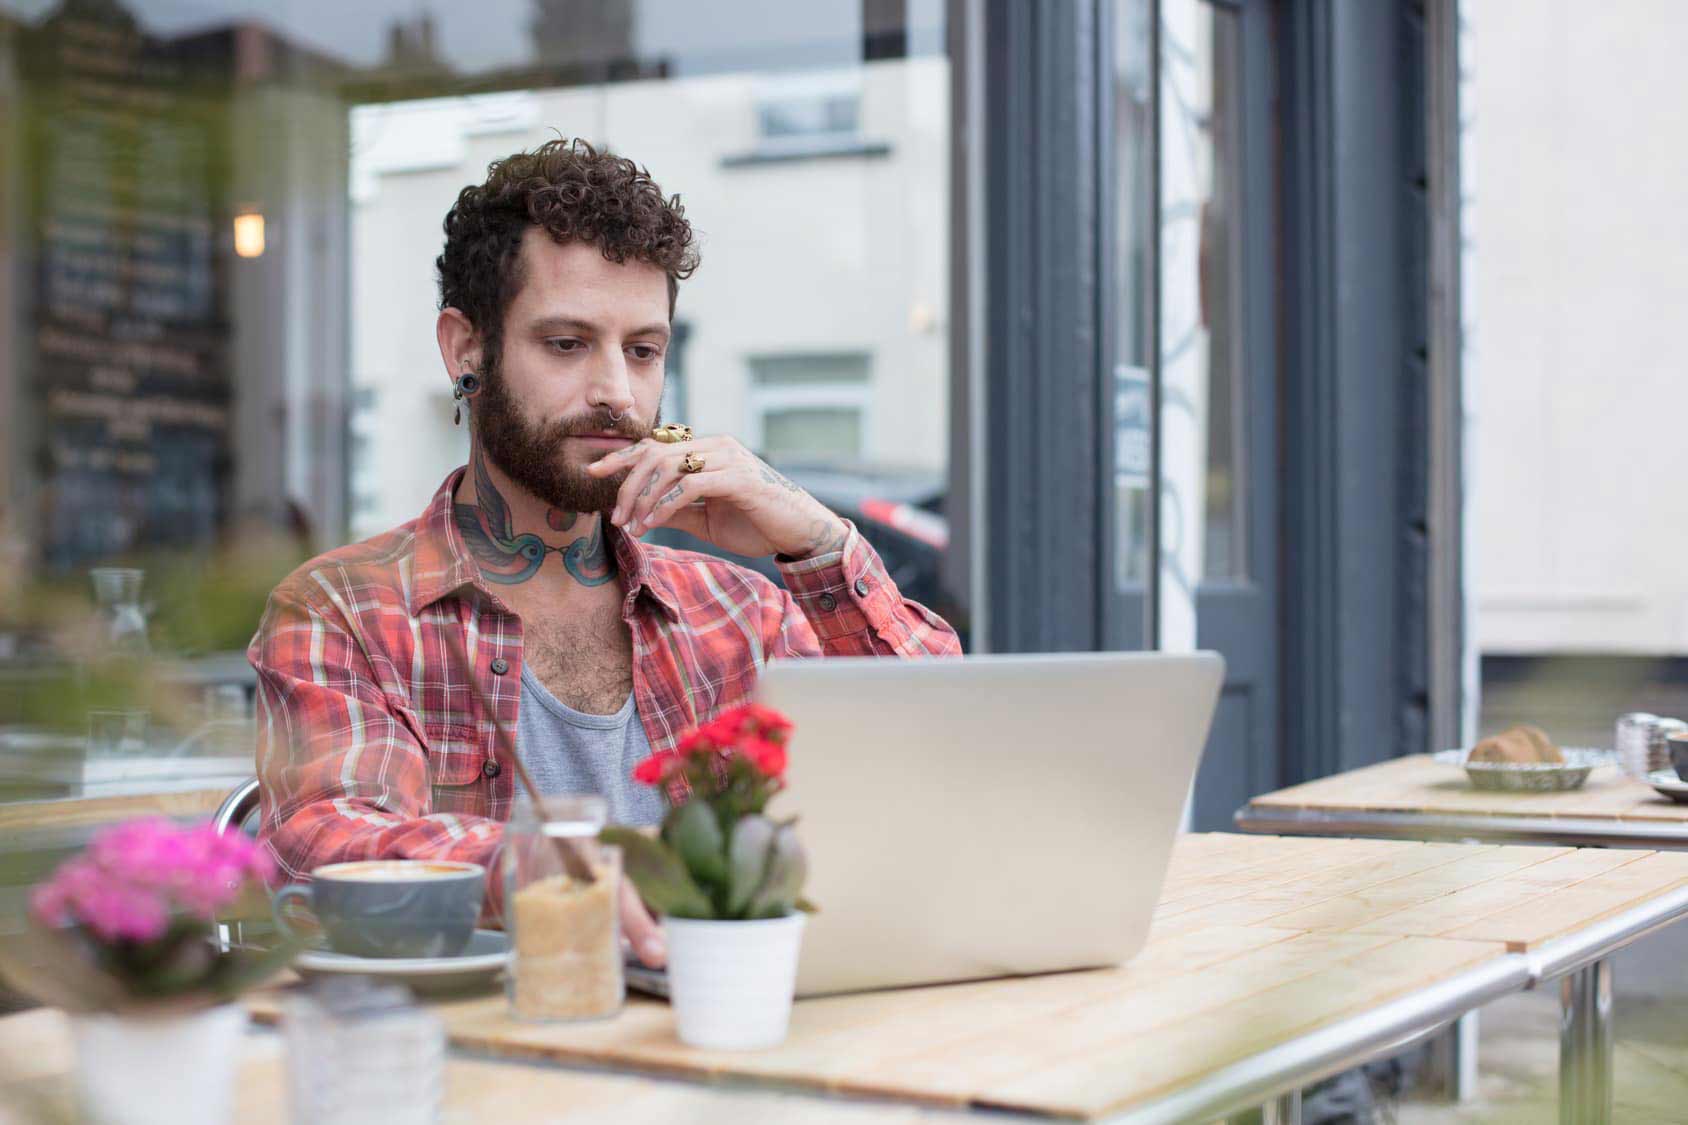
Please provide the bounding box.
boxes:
[725,814,776,918]
[669,799,728,892]
[600,827,714,919]
[747,823,808,919]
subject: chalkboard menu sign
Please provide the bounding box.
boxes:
[21,2,231,572]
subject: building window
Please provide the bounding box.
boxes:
[722,73,891,166]
[758,82,860,141]
[747,353,872,462]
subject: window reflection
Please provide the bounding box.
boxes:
[0,0,962,820]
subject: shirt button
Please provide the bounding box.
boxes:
[482,760,502,779]
[490,658,510,675]
[853,578,870,598]
[817,593,837,612]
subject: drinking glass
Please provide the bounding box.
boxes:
[283,978,443,1125]
[88,567,150,656]
[86,708,148,757]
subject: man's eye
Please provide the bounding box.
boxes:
[549,339,583,353]
[629,345,662,362]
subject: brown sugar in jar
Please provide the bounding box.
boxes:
[509,867,623,1021]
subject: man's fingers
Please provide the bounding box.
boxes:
[639,469,726,533]
[619,880,666,968]
[623,439,731,533]
[613,455,667,527]
[586,439,652,472]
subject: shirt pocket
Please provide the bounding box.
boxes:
[423,721,490,814]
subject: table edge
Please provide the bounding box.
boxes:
[1103,953,1531,1124]
[1234,805,1688,849]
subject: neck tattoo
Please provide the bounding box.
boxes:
[451,447,616,588]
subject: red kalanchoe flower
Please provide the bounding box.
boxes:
[739,704,793,742]
[631,749,680,786]
[744,736,788,778]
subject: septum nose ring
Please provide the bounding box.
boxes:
[607,408,626,423]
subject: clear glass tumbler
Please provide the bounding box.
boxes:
[283,978,443,1125]
[503,794,624,1022]
[86,707,148,757]
[88,567,150,656]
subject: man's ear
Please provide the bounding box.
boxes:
[436,307,482,387]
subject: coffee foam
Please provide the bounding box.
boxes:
[315,860,479,881]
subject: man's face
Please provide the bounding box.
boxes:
[474,230,670,514]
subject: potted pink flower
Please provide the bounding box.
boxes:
[603,704,814,1050]
[0,818,293,1125]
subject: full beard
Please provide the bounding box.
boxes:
[472,363,657,514]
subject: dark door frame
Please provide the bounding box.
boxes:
[955,0,1448,786]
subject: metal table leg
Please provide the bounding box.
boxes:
[1560,959,1613,1125]
[1429,1009,1480,1100]
[1260,1089,1300,1125]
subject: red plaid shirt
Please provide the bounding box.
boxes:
[249,467,958,914]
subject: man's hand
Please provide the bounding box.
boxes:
[621,879,666,968]
[586,435,848,560]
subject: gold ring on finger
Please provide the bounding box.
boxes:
[651,423,694,444]
[680,452,706,474]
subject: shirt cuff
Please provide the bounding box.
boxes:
[776,520,901,643]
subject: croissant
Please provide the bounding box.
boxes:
[1469,725,1564,764]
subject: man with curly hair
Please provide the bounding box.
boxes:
[249,139,959,967]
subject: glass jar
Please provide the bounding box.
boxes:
[502,794,624,1022]
[283,978,443,1125]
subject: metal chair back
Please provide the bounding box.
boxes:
[212,776,261,837]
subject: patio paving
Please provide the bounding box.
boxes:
[1395,921,1688,1123]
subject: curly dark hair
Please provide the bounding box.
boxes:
[435,138,699,368]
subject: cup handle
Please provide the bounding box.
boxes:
[271,883,316,942]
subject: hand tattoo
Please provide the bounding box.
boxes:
[760,465,805,495]
[802,518,848,558]
[658,483,685,507]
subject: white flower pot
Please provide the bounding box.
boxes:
[663,913,806,1050]
[71,1002,246,1125]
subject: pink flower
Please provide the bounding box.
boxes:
[29,818,272,945]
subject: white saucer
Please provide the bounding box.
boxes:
[1645,769,1688,804]
[295,929,508,995]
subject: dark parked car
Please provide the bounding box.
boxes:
[642,460,964,642]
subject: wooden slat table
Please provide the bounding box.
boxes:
[0,785,230,841]
[0,1007,965,1124]
[234,833,1688,1124]
[1236,758,1688,1122]
[1235,753,1688,848]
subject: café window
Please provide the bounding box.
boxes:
[747,354,872,462]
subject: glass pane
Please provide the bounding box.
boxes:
[0,0,965,857]
[1161,0,1248,607]
[1111,0,1154,605]
[762,408,863,461]
[749,354,871,387]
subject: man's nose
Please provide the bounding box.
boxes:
[588,351,636,416]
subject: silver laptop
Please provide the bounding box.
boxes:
[753,651,1224,997]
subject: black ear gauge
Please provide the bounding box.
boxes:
[452,371,482,426]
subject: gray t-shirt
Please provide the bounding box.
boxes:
[515,666,666,828]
